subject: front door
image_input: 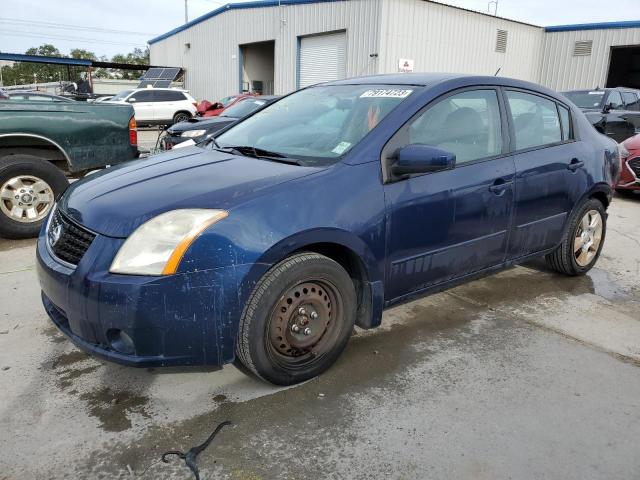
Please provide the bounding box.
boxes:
[503,89,589,259]
[129,90,156,122]
[383,88,515,301]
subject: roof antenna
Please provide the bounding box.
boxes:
[494,67,501,76]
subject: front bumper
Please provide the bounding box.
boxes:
[36,226,249,368]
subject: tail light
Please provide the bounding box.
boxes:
[129,116,137,146]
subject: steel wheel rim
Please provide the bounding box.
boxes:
[174,114,189,123]
[266,279,343,370]
[574,209,603,267]
[0,175,54,223]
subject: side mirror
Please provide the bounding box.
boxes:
[128,97,136,103]
[391,144,456,176]
[213,102,224,109]
[603,102,615,113]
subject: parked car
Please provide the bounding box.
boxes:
[107,88,197,125]
[564,87,640,143]
[0,99,138,238]
[163,96,280,149]
[37,74,620,385]
[197,93,256,117]
[89,96,114,103]
[7,91,74,103]
[617,134,640,195]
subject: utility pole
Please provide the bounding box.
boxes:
[184,0,189,23]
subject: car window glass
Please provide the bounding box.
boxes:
[407,89,502,164]
[132,90,155,102]
[219,95,237,107]
[155,90,186,101]
[506,91,561,150]
[563,90,605,109]
[622,92,640,111]
[607,90,624,110]
[558,105,572,141]
[9,95,26,100]
[29,95,55,102]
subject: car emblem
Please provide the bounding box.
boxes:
[48,224,63,247]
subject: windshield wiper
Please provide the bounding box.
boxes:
[225,145,303,166]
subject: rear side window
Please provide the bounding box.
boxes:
[558,105,572,141]
[155,90,187,102]
[506,91,561,150]
[607,90,624,110]
[407,89,502,164]
[622,92,640,111]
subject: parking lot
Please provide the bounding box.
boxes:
[0,193,638,479]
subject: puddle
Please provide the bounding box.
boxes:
[79,387,151,433]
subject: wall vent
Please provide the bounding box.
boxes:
[495,30,508,53]
[573,40,593,56]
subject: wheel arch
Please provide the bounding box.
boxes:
[0,133,71,171]
[245,228,385,329]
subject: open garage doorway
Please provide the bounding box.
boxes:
[606,45,640,89]
[240,41,275,95]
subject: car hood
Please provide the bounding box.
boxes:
[168,116,236,134]
[59,147,321,237]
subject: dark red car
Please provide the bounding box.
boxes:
[197,93,256,117]
[618,134,640,194]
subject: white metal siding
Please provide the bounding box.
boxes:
[299,31,347,87]
[540,28,640,91]
[377,0,545,81]
[150,0,382,101]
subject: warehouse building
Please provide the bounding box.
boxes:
[148,0,640,101]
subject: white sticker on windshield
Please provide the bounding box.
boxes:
[360,89,413,99]
[332,142,352,155]
[255,100,266,105]
[588,91,605,95]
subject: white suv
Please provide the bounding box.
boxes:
[108,88,197,125]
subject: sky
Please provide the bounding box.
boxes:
[1,0,640,58]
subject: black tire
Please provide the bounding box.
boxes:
[545,198,607,276]
[0,155,69,239]
[172,112,191,125]
[236,252,357,385]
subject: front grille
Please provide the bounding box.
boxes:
[629,158,640,178]
[47,208,95,266]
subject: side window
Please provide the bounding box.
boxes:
[622,92,640,111]
[155,90,186,101]
[407,89,502,164]
[607,90,624,110]
[506,91,561,150]
[131,90,155,102]
[558,104,572,141]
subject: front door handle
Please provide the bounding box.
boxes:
[567,158,585,172]
[488,178,513,194]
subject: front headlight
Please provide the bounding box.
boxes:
[110,209,228,275]
[181,129,207,138]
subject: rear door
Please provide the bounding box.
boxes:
[383,88,515,300]
[504,89,589,259]
[154,90,187,122]
[128,90,155,121]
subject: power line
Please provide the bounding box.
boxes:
[0,17,159,36]
[0,29,148,47]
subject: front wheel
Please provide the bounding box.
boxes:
[545,198,606,276]
[0,155,69,239]
[236,252,357,385]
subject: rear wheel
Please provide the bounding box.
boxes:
[236,252,356,385]
[0,155,68,239]
[172,112,191,125]
[545,198,606,276]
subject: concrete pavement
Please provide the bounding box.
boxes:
[0,195,639,479]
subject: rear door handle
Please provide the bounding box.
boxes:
[567,158,585,171]
[489,178,513,194]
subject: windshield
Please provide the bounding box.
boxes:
[111,90,134,101]
[219,95,239,107]
[564,90,605,109]
[215,85,415,165]
[221,98,270,118]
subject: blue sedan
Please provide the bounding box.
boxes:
[37,74,621,385]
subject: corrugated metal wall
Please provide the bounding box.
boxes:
[150,0,382,101]
[540,28,640,91]
[377,0,545,81]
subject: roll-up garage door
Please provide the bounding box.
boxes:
[299,31,346,88]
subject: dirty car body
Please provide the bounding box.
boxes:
[37,74,620,379]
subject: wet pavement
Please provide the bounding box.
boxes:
[1,195,639,479]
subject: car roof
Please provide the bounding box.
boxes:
[133,87,188,92]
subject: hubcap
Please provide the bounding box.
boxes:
[0,175,54,223]
[574,209,603,267]
[267,280,342,366]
